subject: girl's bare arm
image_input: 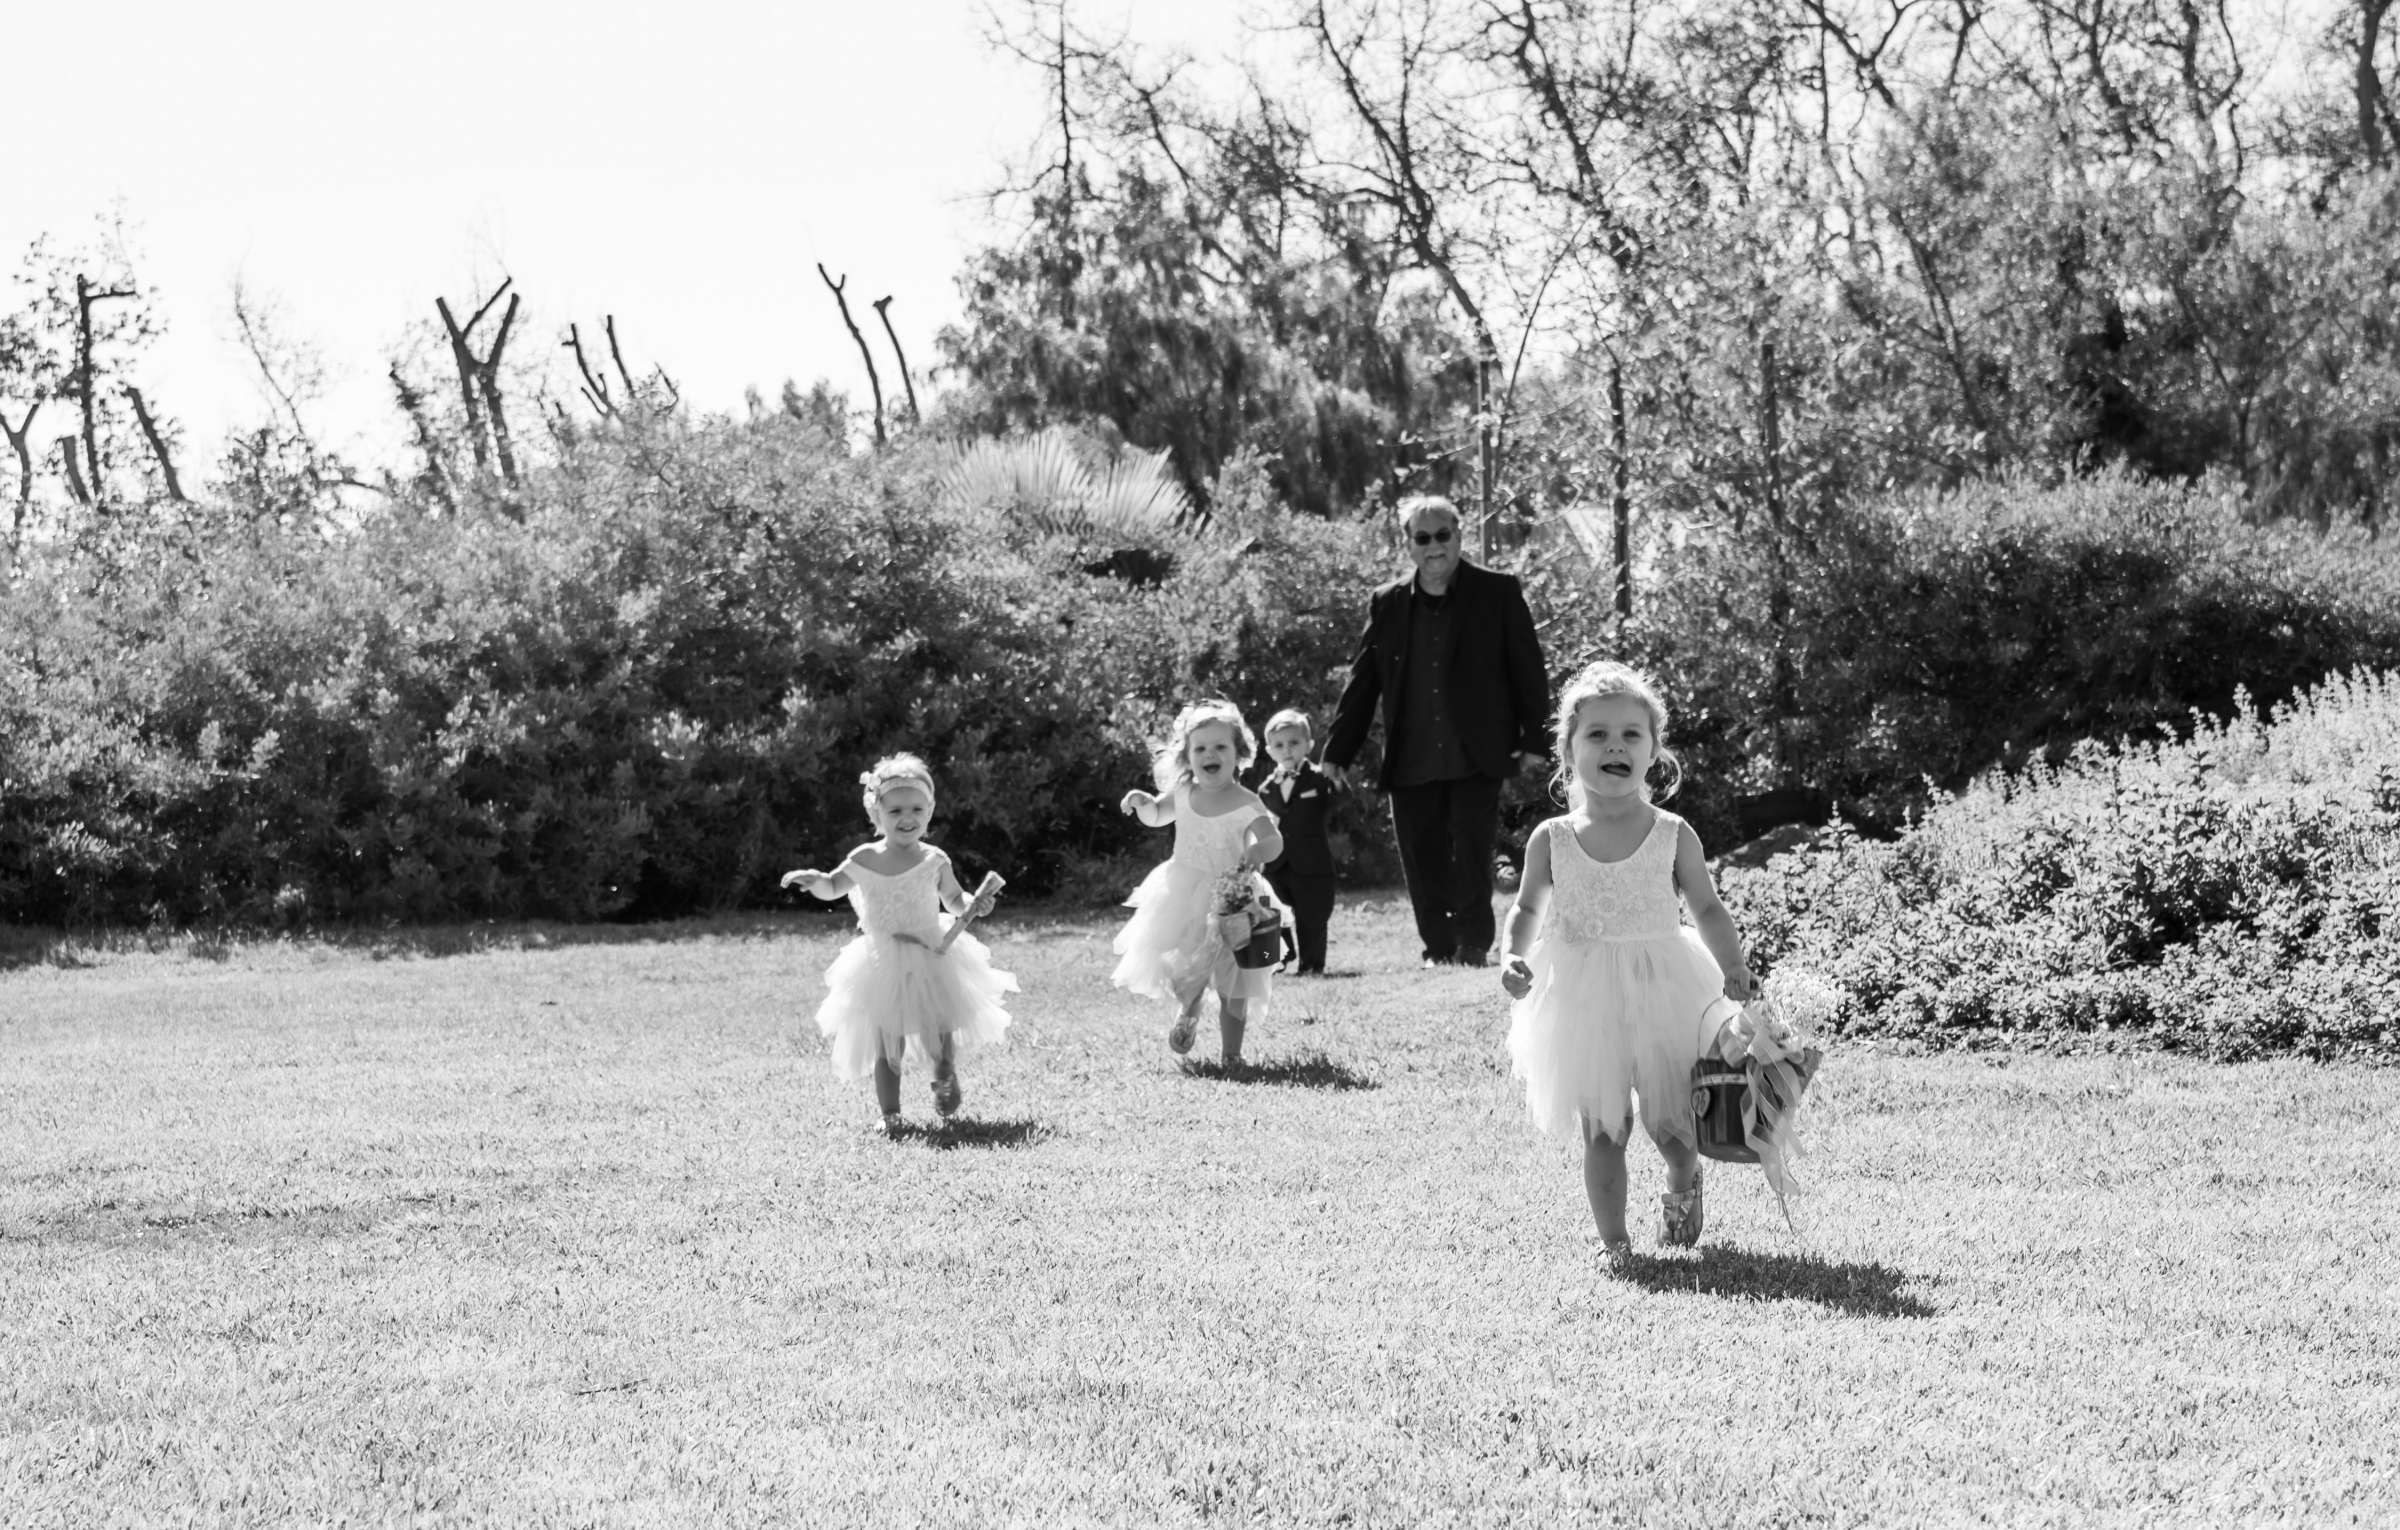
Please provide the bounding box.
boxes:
[1675,821,1756,999]
[1499,827,1555,998]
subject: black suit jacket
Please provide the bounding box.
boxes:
[1323,560,1550,790]
[1253,761,1337,878]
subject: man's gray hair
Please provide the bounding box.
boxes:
[1395,494,1462,534]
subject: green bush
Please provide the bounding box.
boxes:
[1722,669,2400,1060]
[0,425,1393,927]
[1534,471,2400,855]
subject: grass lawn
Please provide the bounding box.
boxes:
[3,894,2395,1527]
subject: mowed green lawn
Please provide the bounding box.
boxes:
[3,896,2394,1527]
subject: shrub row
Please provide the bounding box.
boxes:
[0,428,1386,926]
[1722,669,2400,1061]
[1533,471,2400,857]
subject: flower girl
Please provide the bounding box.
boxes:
[1498,662,1756,1270]
[1112,700,1285,1068]
[783,754,1012,1134]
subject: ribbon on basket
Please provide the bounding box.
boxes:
[1697,996,1825,1232]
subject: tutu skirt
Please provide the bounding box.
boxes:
[1507,929,1735,1145]
[815,931,1016,1080]
[1111,861,1270,1007]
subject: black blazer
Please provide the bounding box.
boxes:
[1254,761,1338,878]
[1324,560,1551,790]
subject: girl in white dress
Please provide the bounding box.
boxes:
[1498,662,1757,1271]
[1112,699,1284,1067]
[783,754,1013,1135]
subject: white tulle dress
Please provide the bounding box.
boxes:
[1507,811,1735,1145]
[1111,785,1274,1009]
[814,849,1015,1080]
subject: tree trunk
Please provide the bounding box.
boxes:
[124,387,187,503]
[872,296,921,425]
[2362,0,2396,169]
[1610,360,1631,620]
[56,436,91,507]
[1,403,36,566]
[817,265,887,449]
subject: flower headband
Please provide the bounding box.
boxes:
[859,754,936,809]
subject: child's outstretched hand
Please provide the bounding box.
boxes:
[1119,789,1156,817]
[1500,954,1534,1000]
[779,869,825,893]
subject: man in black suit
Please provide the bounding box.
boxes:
[1322,495,1550,968]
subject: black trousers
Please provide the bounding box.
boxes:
[1385,775,1503,962]
[1263,868,1335,971]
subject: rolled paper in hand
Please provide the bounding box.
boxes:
[937,872,1007,952]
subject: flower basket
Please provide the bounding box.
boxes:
[1692,996,1823,1163]
[1213,868,1283,969]
[1230,906,1284,969]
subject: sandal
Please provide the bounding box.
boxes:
[931,1074,963,1118]
[1167,1008,1200,1055]
[878,1111,905,1139]
[1601,1238,1636,1276]
[1660,1170,1705,1248]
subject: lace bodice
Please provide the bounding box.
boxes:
[1169,787,1266,877]
[842,851,946,943]
[1542,812,1685,946]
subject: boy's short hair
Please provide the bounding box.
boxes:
[1263,709,1314,739]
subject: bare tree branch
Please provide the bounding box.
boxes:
[55,435,91,507]
[72,275,138,510]
[122,386,187,503]
[1,402,37,561]
[871,297,921,426]
[435,281,523,490]
[817,264,887,448]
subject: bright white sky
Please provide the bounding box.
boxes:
[2,0,1247,475]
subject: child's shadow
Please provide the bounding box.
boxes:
[900,1117,1052,1150]
[1180,1052,1378,1092]
[1620,1245,1936,1318]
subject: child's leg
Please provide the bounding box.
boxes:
[1263,867,1302,966]
[872,1038,904,1117]
[1654,1130,1700,1193]
[1652,1127,1704,1245]
[1581,1119,1632,1244]
[930,1034,963,1116]
[1218,996,1249,1066]
[1294,876,1334,971]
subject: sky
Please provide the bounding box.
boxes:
[2,0,1246,474]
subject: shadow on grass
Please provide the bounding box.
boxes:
[1622,1246,1937,1318]
[0,929,104,973]
[898,1116,1053,1150]
[1179,1052,1378,1091]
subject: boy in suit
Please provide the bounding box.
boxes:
[1254,709,1339,974]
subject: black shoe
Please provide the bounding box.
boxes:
[1420,954,1453,969]
[1456,949,1490,969]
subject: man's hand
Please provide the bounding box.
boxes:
[1319,760,1351,790]
[1514,752,1546,777]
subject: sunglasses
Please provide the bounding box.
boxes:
[1411,527,1455,546]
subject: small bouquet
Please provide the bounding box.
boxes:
[1692,968,1836,1228]
[1212,867,1285,970]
